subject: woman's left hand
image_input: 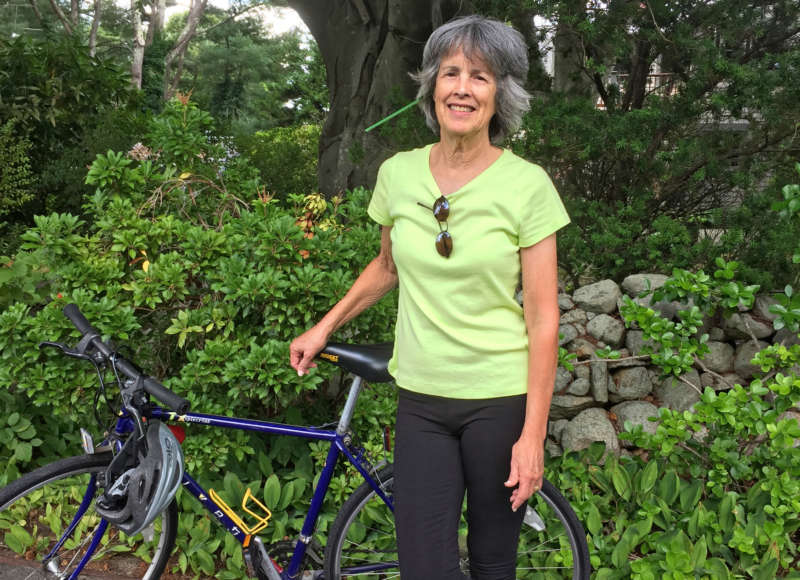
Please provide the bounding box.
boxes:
[504,433,544,512]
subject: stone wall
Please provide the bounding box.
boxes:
[549,274,800,457]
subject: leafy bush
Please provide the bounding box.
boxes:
[0,34,136,221]
[0,99,396,577]
[241,124,321,198]
[547,256,800,579]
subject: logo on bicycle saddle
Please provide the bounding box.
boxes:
[319,352,339,362]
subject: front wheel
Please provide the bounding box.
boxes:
[324,464,590,579]
[0,452,177,579]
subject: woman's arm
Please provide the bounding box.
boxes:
[290,226,398,375]
[505,233,561,511]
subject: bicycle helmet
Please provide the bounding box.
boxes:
[96,420,184,536]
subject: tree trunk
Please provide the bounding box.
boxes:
[147,0,167,47]
[131,0,146,89]
[288,0,465,196]
[47,0,73,35]
[70,0,80,27]
[552,0,593,98]
[163,0,208,99]
[88,0,102,57]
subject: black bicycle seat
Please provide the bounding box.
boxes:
[317,343,394,383]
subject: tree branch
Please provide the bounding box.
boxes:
[27,0,44,26]
[89,0,102,57]
[47,0,74,34]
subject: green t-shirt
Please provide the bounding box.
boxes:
[368,144,570,399]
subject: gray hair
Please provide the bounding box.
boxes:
[411,15,531,144]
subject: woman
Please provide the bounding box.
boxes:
[290,15,569,580]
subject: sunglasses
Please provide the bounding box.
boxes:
[417,196,453,258]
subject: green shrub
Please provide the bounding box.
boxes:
[548,256,800,579]
[0,100,396,577]
[241,124,321,197]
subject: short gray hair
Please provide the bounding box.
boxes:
[412,15,531,144]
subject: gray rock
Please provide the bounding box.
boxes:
[722,313,774,341]
[708,327,726,341]
[718,373,744,390]
[561,309,588,325]
[575,364,591,380]
[753,296,779,321]
[561,408,620,457]
[554,366,573,393]
[625,330,653,356]
[700,341,735,374]
[549,396,597,420]
[548,418,570,441]
[558,294,575,311]
[621,273,669,297]
[590,358,609,403]
[700,372,715,387]
[568,337,597,358]
[559,323,580,346]
[611,401,660,447]
[586,311,597,320]
[632,295,681,321]
[545,439,563,457]
[574,322,587,335]
[567,377,592,396]
[655,371,702,411]
[609,366,653,402]
[774,328,800,347]
[573,280,622,314]
[587,314,626,347]
[608,348,648,369]
[733,340,769,379]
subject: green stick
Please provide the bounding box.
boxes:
[364,98,421,133]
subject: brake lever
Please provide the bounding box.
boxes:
[38,341,93,361]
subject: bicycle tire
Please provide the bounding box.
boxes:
[0,452,177,580]
[324,463,590,579]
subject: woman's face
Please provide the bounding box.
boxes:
[433,48,497,142]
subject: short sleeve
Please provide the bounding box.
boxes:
[367,158,394,226]
[518,165,570,247]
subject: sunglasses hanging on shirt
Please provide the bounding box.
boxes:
[417,196,453,258]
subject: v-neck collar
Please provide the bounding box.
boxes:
[425,143,508,198]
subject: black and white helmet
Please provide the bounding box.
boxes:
[96,420,184,536]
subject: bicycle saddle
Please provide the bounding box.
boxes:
[317,343,394,383]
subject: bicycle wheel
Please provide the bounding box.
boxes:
[0,452,177,579]
[324,464,590,579]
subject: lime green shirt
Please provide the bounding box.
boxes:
[368,144,570,399]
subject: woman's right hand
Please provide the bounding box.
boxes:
[289,325,329,376]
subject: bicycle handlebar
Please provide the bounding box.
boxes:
[62,304,191,414]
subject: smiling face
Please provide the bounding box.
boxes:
[433,48,498,143]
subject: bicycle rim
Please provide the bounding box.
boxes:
[325,466,589,579]
[0,453,176,580]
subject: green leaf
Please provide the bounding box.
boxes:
[4,525,32,554]
[639,460,658,495]
[656,469,680,505]
[690,535,707,570]
[586,502,602,536]
[263,474,280,510]
[752,557,779,580]
[704,558,730,579]
[718,492,736,532]
[611,462,632,501]
[679,480,703,512]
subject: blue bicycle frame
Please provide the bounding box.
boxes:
[106,374,393,580]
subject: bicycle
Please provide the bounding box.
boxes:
[0,304,591,579]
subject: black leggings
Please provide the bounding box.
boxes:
[394,388,527,580]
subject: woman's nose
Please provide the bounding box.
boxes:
[454,74,470,95]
